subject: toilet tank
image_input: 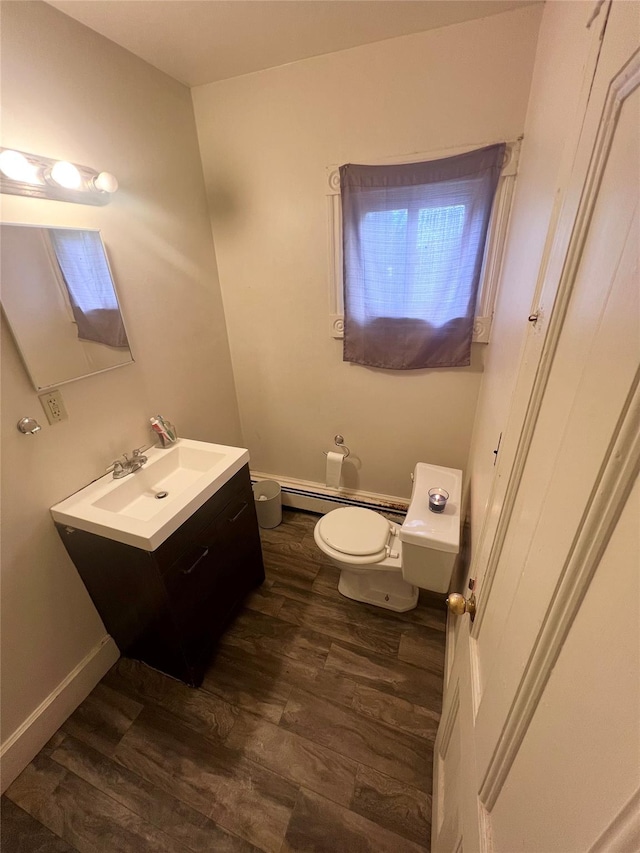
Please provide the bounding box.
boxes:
[400,462,462,594]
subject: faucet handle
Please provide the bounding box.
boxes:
[130,447,148,468]
[107,459,125,477]
[132,446,148,464]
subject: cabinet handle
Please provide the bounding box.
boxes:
[182,546,209,575]
[229,502,248,523]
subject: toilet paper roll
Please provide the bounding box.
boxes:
[325,450,343,489]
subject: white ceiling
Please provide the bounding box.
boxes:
[46,0,539,88]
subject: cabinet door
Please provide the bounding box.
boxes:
[162,517,228,637]
[163,485,264,666]
[213,486,264,588]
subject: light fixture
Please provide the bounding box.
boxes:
[49,160,82,189]
[93,171,118,194]
[0,148,118,206]
[0,150,39,184]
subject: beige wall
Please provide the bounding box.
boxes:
[0,2,240,746]
[466,0,605,555]
[192,5,542,499]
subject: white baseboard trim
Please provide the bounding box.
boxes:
[0,634,119,792]
[250,470,409,517]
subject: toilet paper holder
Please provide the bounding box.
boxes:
[323,435,350,459]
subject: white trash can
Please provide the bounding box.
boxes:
[252,480,282,529]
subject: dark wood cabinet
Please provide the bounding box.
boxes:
[56,464,264,687]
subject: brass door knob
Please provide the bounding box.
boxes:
[447,592,476,621]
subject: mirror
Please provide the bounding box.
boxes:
[1,224,133,390]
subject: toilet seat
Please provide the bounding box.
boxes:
[313,507,414,611]
[315,507,395,565]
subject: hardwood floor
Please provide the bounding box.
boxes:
[2,509,447,852]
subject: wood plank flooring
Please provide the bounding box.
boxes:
[2,509,447,852]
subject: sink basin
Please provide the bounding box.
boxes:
[51,439,250,550]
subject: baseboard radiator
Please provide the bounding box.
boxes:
[250,471,408,520]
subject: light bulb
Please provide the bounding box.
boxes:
[0,150,38,183]
[50,160,82,189]
[93,171,118,193]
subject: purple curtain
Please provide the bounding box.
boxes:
[341,143,505,369]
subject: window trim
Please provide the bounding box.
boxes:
[327,139,521,343]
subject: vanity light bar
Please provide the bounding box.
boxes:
[0,148,118,206]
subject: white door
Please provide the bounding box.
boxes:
[432,3,640,851]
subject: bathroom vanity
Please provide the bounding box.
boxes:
[52,442,265,687]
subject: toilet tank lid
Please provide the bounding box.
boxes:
[400,463,462,554]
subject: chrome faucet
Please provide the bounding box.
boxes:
[109,447,148,479]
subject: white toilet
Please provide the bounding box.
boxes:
[313,462,462,612]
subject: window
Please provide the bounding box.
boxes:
[357,202,466,323]
[327,141,520,366]
[49,229,118,313]
[48,228,129,348]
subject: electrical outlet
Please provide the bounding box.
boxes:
[39,389,68,425]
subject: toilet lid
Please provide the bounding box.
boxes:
[318,507,390,556]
